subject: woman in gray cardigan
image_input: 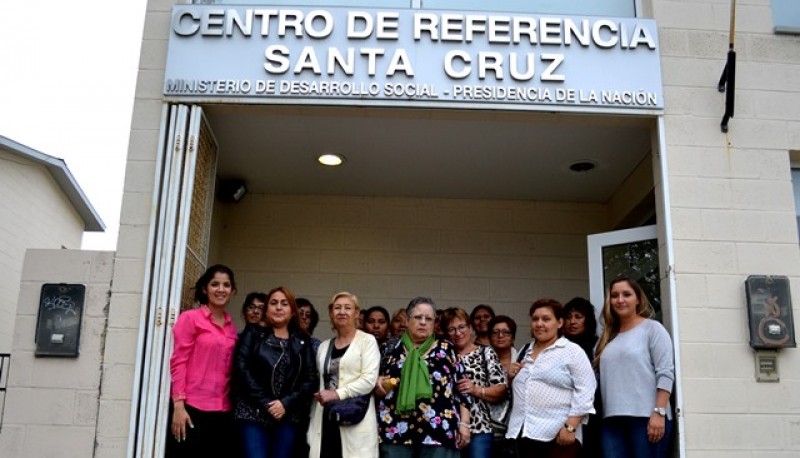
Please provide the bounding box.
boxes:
[594,276,675,458]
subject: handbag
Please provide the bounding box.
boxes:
[233,398,276,426]
[488,398,511,435]
[481,346,511,435]
[322,338,372,426]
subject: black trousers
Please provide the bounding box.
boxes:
[165,403,236,458]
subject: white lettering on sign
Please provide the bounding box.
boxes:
[264,46,415,77]
[443,51,564,82]
[172,8,336,38]
[172,8,655,50]
[165,6,663,111]
[347,11,400,39]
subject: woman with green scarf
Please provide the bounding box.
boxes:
[375,297,472,458]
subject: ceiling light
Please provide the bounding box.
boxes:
[568,161,597,173]
[318,154,345,166]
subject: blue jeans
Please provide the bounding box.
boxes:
[464,432,493,458]
[381,443,460,458]
[239,420,297,458]
[601,416,673,458]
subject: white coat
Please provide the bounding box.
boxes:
[308,329,380,458]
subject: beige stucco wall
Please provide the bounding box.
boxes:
[89,3,170,456]
[217,194,610,335]
[0,249,114,458]
[0,149,85,354]
[654,0,800,455]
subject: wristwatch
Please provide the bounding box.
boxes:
[653,407,667,417]
[564,423,576,433]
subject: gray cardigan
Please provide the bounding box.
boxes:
[599,319,675,420]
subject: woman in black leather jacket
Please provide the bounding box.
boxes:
[233,286,318,458]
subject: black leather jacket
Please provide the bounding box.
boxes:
[233,324,317,425]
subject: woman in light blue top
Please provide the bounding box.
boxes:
[594,276,675,458]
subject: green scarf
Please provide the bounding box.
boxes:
[396,332,435,414]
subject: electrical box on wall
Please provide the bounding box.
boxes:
[745,275,796,350]
[35,283,85,357]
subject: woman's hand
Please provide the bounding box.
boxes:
[647,412,666,443]
[508,361,524,380]
[314,389,340,405]
[374,376,387,397]
[374,376,393,398]
[556,425,577,445]
[456,423,471,449]
[171,401,192,442]
[267,399,286,421]
[457,377,476,397]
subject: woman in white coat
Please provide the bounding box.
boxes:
[308,291,380,458]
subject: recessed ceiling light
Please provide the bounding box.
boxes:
[318,153,345,166]
[568,160,597,173]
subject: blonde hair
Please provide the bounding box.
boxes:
[594,276,654,367]
[328,291,361,313]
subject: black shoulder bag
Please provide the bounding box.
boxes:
[323,338,372,426]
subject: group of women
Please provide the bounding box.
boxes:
[167,264,674,458]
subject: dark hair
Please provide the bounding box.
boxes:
[365,306,390,324]
[266,286,302,334]
[488,315,517,339]
[241,291,267,319]
[529,298,564,319]
[365,306,391,341]
[406,296,436,316]
[296,297,319,334]
[529,298,565,336]
[470,304,495,321]
[193,264,236,304]
[563,297,598,339]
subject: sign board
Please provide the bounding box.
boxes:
[35,283,85,357]
[164,6,663,113]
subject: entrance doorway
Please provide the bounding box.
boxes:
[130,103,676,456]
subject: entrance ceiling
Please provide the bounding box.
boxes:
[205,104,653,203]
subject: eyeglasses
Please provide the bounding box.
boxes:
[447,324,469,335]
[411,314,435,323]
[246,304,264,311]
[298,311,312,318]
[491,330,513,337]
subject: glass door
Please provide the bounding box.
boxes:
[587,225,660,322]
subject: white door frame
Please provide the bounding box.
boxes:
[586,116,685,458]
[128,104,216,458]
[587,224,658,316]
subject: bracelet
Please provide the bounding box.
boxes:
[458,422,469,429]
[482,387,486,399]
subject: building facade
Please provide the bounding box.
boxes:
[1,0,799,457]
[0,136,104,354]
